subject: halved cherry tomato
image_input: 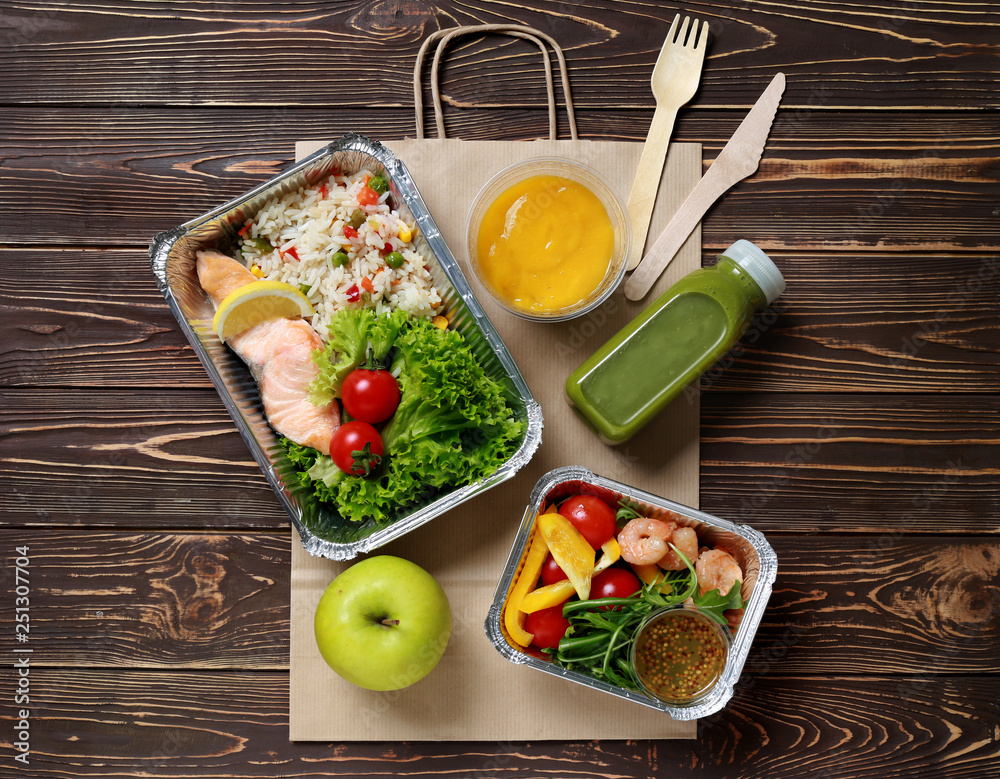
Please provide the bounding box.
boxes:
[539,553,568,586]
[590,567,641,610]
[341,368,401,424]
[525,605,570,650]
[558,495,617,550]
[330,420,384,476]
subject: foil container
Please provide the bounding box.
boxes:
[485,466,777,720]
[149,133,543,560]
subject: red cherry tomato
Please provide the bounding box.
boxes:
[341,368,401,424]
[330,420,384,476]
[525,605,570,650]
[539,554,568,586]
[590,568,641,610]
[558,495,617,550]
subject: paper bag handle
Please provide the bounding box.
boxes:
[413,24,578,140]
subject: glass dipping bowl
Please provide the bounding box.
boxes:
[466,157,630,322]
[630,605,734,708]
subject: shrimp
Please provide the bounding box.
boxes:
[618,518,677,565]
[657,526,699,571]
[695,548,743,597]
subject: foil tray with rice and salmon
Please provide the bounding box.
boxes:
[150,135,542,560]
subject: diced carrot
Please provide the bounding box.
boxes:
[361,276,375,293]
[357,185,379,206]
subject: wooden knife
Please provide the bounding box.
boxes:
[625,72,786,301]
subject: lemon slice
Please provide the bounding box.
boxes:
[212,280,314,341]
[537,511,595,600]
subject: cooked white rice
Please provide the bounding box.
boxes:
[237,169,442,341]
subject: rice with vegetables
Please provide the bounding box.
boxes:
[238,169,442,341]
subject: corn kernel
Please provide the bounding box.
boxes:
[251,264,264,278]
[432,315,448,330]
[397,221,412,243]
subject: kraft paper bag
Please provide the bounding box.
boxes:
[289,26,703,741]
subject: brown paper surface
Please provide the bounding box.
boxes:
[289,137,702,741]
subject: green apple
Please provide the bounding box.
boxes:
[314,555,452,691]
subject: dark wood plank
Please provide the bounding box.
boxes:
[1,0,998,110]
[1,531,996,674]
[0,532,288,668]
[1,108,998,250]
[701,393,1000,533]
[0,389,285,528]
[3,388,999,531]
[0,669,996,777]
[2,248,999,391]
[0,249,198,388]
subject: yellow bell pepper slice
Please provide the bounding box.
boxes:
[631,562,666,586]
[537,511,595,600]
[599,537,621,568]
[502,519,550,647]
[520,537,621,613]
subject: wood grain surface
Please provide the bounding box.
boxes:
[1,0,998,776]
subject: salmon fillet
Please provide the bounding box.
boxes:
[196,250,339,455]
[197,250,257,305]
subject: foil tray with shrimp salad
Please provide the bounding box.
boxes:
[486,466,777,720]
[150,133,543,561]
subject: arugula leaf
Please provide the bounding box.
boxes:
[615,498,642,528]
[550,570,696,691]
[691,582,744,626]
[548,544,742,690]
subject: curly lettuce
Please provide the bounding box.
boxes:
[283,308,525,531]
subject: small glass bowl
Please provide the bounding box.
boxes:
[630,605,734,708]
[465,156,630,322]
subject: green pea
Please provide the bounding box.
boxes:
[368,175,388,194]
[385,251,405,269]
[348,209,365,229]
[330,251,350,268]
[299,283,312,296]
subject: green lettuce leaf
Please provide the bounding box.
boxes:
[308,309,410,405]
[286,308,525,529]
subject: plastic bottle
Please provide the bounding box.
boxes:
[565,240,786,444]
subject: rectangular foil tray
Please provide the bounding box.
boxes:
[485,466,777,720]
[149,133,543,560]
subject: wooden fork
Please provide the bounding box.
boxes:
[625,14,708,271]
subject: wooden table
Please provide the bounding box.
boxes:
[2,2,998,776]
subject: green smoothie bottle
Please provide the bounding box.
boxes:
[566,240,785,444]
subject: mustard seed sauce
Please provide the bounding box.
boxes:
[633,609,728,702]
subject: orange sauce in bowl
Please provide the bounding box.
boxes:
[475,174,615,314]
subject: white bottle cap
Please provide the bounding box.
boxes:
[724,240,786,305]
